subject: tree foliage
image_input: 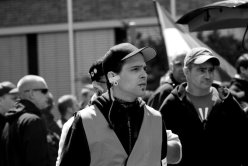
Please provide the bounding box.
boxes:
[135,29,248,90]
[197,30,246,66]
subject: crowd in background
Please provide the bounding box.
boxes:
[0,43,248,166]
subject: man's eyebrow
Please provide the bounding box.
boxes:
[129,64,146,68]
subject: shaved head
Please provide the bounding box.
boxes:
[17,75,48,98]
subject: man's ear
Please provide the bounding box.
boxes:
[0,97,3,105]
[109,76,120,85]
[107,72,120,85]
[27,91,35,100]
[67,107,74,114]
[183,67,188,76]
[240,66,246,74]
[169,60,174,69]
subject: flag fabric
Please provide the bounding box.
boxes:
[153,0,236,82]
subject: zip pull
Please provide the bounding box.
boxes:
[199,108,204,121]
[204,107,209,120]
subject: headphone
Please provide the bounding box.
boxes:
[108,75,120,86]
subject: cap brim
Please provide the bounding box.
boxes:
[194,56,220,66]
[9,88,19,94]
[121,46,156,62]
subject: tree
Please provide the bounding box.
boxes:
[197,30,246,66]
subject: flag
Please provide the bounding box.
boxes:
[153,0,236,82]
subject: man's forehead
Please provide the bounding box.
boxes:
[193,61,215,68]
[123,62,146,70]
[124,53,145,64]
[22,81,47,91]
[173,54,185,61]
[172,57,184,65]
[173,60,184,65]
[1,93,17,99]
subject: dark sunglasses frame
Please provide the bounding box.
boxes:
[24,88,49,94]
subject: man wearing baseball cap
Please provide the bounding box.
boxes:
[58,43,182,166]
[0,81,18,135]
[159,47,248,166]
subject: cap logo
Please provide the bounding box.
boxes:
[91,68,98,78]
[94,68,97,73]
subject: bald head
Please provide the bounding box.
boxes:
[16,75,50,110]
[170,52,186,83]
[17,75,48,97]
[171,52,186,65]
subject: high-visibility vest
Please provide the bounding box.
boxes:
[79,105,162,166]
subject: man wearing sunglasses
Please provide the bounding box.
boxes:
[1,75,51,166]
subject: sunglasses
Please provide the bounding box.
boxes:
[24,88,49,94]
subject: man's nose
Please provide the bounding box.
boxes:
[140,70,147,79]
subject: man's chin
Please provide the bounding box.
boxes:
[138,90,146,98]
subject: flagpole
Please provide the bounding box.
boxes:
[153,0,169,71]
[170,0,176,20]
[67,0,76,95]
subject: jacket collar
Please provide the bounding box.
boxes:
[5,99,42,120]
[173,82,230,102]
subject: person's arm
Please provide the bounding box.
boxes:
[23,117,50,166]
[166,130,182,164]
[229,83,245,99]
[161,121,182,165]
[58,115,91,166]
[56,117,74,166]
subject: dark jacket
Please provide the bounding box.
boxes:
[159,82,248,166]
[0,100,50,166]
[0,114,6,137]
[147,73,181,110]
[41,111,61,166]
[59,93,167,166]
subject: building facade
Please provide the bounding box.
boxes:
[0,0,220,119]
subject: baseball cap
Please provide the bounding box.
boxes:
[0,81,17,97]
[102,43,156,75]
[89,59,104,82]
[184,47,220,67]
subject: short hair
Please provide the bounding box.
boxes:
[57,95,76,116]
[235,53,248,74]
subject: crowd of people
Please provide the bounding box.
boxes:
[0,42,248,166]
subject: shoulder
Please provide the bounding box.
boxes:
[18,111,41,125]
[211,84,230,100]
[145,105,161,117]
[60,117,74,138]
[64,116,74,129]
[77,105,98,119]
[156,82,174,92]
[149,83,175,102]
